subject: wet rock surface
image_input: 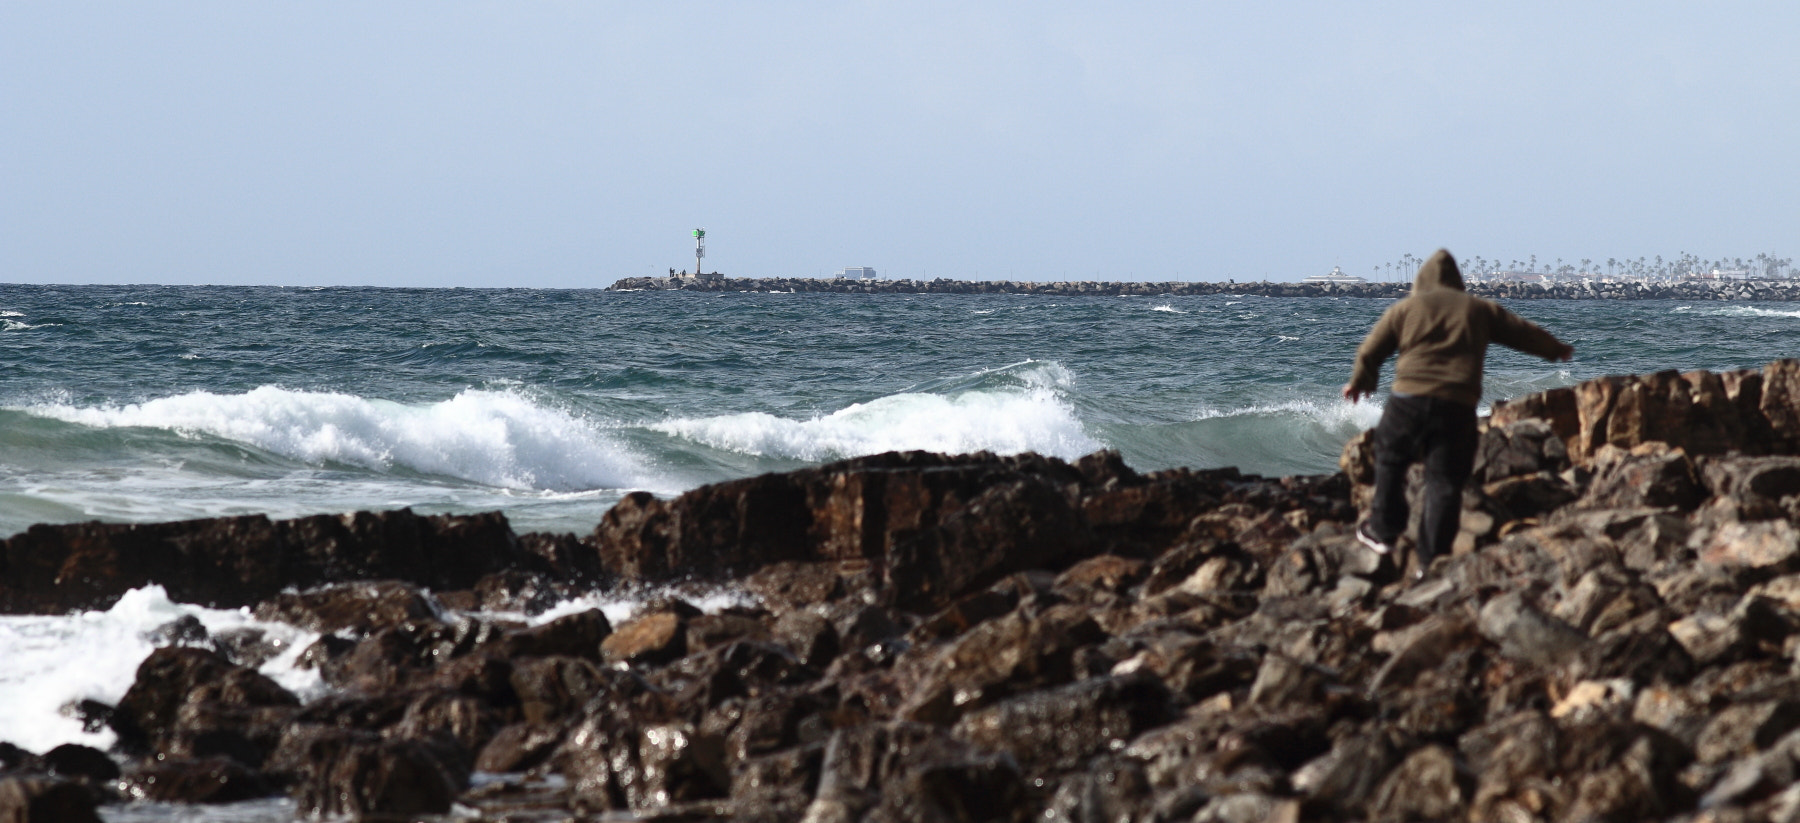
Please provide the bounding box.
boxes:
[13,361,1800,819]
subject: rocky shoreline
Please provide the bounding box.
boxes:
[10,363,1800,820]
[609,275,1800,301]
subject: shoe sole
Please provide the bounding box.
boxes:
[1355,527,1392,556]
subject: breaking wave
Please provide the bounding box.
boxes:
[21,386,650,492]
[652,361,1103,461]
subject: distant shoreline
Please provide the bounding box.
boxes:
[608,276,1800,300]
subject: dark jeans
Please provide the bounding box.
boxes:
[1368,392,1478,567]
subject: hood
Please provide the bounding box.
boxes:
[1412,249,1465,293]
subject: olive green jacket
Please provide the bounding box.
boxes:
[1349,250,1566,407]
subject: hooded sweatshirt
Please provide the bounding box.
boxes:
[1348,249,1566,407]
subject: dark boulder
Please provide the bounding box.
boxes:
[494,608,611,660]
[38,745,117,783]
[252,579,438,635]
[882,477,1092,610]
[803,721,1024,823]
[602,610,688,667]
[119,755,274,804]
[0,777,102,823]
[951,673,1173,774]
[109,646,298,757]
[1,508,527,614]
[475,721,568,774]
[291,734,469,818]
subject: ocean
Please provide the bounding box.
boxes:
[4,283,1800,815]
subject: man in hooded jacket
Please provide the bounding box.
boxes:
[1343,249,1573,577]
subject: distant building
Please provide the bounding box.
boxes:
[1302,266,1365,284]
[837,267,878,279]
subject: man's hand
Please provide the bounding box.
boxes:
[1342,383,1365,404]
[1553,343,1575,362]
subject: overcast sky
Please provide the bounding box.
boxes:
[3,3,1796,287]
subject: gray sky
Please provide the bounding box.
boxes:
[3,2,1796,287]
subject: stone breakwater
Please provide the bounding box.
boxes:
[612,275,1800,301]
[13,364,1800,820]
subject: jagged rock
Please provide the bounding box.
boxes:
[109,646,298,757]
[120,755,274,803]
[1293,730,1402,815]
[883,477,1092,610]
[633,724,731,808]
[650,641,817,715]
[604,610,689,667]
[470,569,568,614]
[1261,528,1382,597]
[951,673,1172,773]
[729,741,824,815]
[687,611,771,651]
[1369,744,1470,822]
[1108,631,1260,704]
[1474,418,1571,483]
[706,688,831,765]
[1697,519,1800,570]
[1483,471,1578,521]
[494,608,611,660]
[0,508,524,613]
[386,689,500,755]
[1695,701,1800,765]
[772,610,840,668]
[801,722,1023,823]
[744,562,849,613]
[1478,591,1588,668]
[0,777,102,823]
[292,734,469,818]
[253,579,438,635]
[510,656,613,724]
[1039,757,1153,823]
[37,745,117,783]
[1582,444,1704,510]
[1052,554,1148,598]
[909,584,1022,644]
[476,722,567,774]
[898,602,1104,722]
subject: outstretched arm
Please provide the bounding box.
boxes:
[1491,305,1572,361]
[1344,308,1400,403]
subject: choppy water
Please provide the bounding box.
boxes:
[6,284,1800,539]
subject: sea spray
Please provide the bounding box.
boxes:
[26,386,652,492]
[0,586,320,753]
[651,361,1102,461]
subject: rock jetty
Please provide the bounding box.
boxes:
[610,275,1800,301]
[12,362,1800,820]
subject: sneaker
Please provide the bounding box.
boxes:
[1355,522,1392,556]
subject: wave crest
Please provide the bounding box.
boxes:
[653,362,1102,461]
[23,387,648,492]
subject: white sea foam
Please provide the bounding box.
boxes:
[1682,305,1800,319]
[521,583,759,628]
[0,310,23,317]
[23,386,651,492]
[0,586,319,752]
[1192,397,1384,430]
[653,364,1102,461]
[1151,304,1186,314]
[2,319,60,331]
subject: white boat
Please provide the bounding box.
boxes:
[1303,266,1367,285]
